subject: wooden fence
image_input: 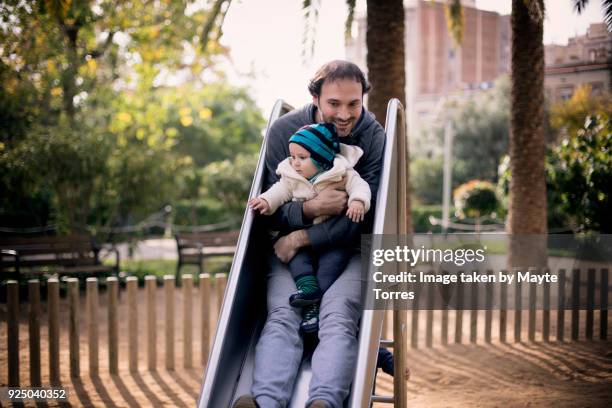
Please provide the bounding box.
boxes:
[3,267,610,387]
[4,273,227,387]
[384,268,609,348]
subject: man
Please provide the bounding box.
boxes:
[234,60,385,408]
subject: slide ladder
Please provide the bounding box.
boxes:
[197,98,408,408]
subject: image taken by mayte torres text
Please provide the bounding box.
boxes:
[362,234,612,311]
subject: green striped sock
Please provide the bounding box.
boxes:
[295,275,319,294]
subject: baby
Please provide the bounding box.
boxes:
[249,122,371,333]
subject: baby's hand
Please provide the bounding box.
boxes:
[249,197,270,214]
[346,200,365,223]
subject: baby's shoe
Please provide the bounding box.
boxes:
[289,288,322,307]
[300,303,320,334]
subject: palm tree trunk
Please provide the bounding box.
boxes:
[366,0,406,124]
[508,0,547,268]
[366,0,411,236]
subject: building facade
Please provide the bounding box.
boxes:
[544,23,612,102]
[345,0,510,138]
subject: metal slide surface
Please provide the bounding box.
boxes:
[197,99,407,408]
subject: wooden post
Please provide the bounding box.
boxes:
[87,277,99,375]
[499,270,508,343]
[441,305,449,346]
[164,275,175,370]
[557,269,566,342]
[381,310,388,339]
[454,281,464,344]
[410,289,419,348]
[470,280,478,344]
[586,269,595,340]
[216,273,228,316]
[484,272,493,343]
[145,276,157,371]
[528,267,537,342]
[107,277,119,374]
[571,269,580,341]
[7,280,19,387]
[514,270,522,343]
[542,268,550,342]
[183,274,193,369]
[68,278,80,378]
[48,278,60,385]
[393,309,407,407]
[28,279,41,386]
[601,269,608,340]
[425,282,433,347]
[200,273,211,366]
[127,276,138,373]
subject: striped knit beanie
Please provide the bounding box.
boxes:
[289,123,340,170]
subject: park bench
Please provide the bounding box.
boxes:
[0,234,119,281]
[175,230,239,281]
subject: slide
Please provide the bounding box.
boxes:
[197,98,408,408]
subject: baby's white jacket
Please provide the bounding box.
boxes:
[259,144,371,224]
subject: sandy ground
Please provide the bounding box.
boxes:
[1,287,611,407]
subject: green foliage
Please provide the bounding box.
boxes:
[200,153,258,219]
[550,84,612,140]
[120,257,232,283]
[498,113,611,232]
[450,77,509,185]
[420,76,509,189]
[453,180,500,219]
[410,155,444,205]
[444,0,464,46]
[0,1,264,234]
[412,204,444,233]
[547,114,612,232]
[172,199,237,227]
[498,153,569,231]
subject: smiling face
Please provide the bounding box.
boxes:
[289,143,318,179]
[313,78,363,137]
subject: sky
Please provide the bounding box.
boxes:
[219,0,607,117]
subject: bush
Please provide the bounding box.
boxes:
[498,114,611,232]
[412,205,445,233]
[453,180,500,220]
[410,155,443,205]
[172,199,240,227]
[200,152,258,219]
[547,114,612,232]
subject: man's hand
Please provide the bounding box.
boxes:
[303,178,348,219]
[249,197,270,214]
[346,200,365,223]
[273,229,309,263]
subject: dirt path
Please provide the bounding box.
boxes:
[373,341,612,408]
[2,288,611,407]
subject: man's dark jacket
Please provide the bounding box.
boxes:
[263,103,386,251]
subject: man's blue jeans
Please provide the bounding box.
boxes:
[252,253,363,408]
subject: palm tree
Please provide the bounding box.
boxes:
[363,0,406,127]
[573,0,612,31]
[507,0,547,268]
[441,0,547,266]
[364,0,410,236]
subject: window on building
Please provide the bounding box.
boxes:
[589,49,597,62]
[590,82,604,95]
[557,86,574,101]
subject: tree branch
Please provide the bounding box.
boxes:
[86,31,115,61]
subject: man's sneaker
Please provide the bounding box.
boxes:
[307,400,328,408]
[232,395,259,408]
[289,288,322,307]
[300,303,320,333]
